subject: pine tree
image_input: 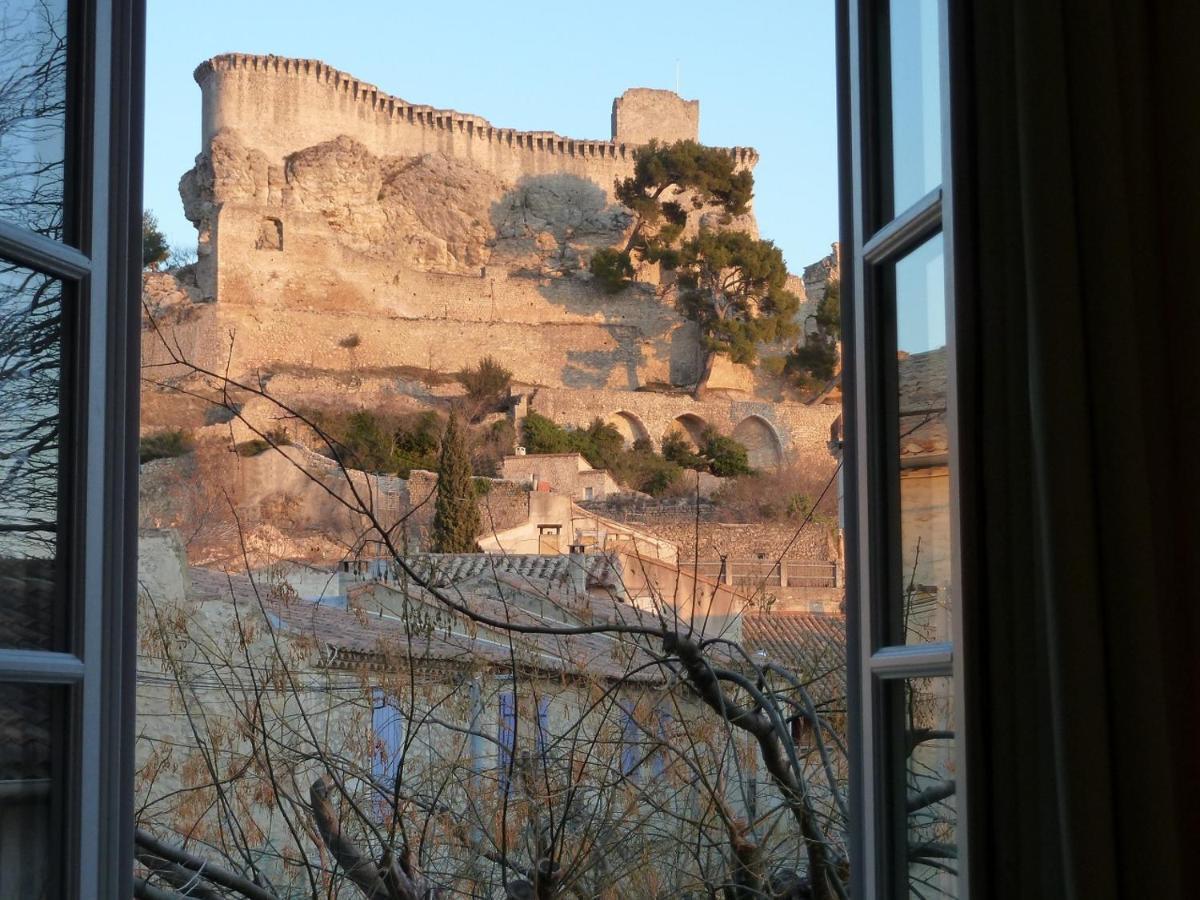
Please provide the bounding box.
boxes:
[142,210,170,270]
[588,140,800,396]
[430,410,480,553]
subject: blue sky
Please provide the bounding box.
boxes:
[144,1,838,271]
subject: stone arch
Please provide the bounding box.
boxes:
[671,413,710,449]
[732,415,785,470]
[605,410,652,447]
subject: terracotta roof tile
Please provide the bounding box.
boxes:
[742,610,847,709]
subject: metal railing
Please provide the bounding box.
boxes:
[678,559,840,589]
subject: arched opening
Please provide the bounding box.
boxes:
[605,410,652,447]
[732,415,785,469]
[671,413,709,449]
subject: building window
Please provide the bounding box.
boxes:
[842,0,963,895]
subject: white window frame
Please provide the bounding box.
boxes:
[840,0,971,895]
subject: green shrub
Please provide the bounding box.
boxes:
[457,355,513,404]
[142,211,169,270]
[234,427,290,457]
[702,427,752,477]
[522,412,683,496]
[139,429,193,464]
[521,411,575,455]
[759,355,788,377]
[235,439,271,457]
[589,248,634,293]
[571,419,625,471]
[661,427,753,477]
[614,447,682,496]
[661,430,706,470]
[393,411,444,474]
[785,278,841,390]
[522,414,625,471]
[337,410,394,472]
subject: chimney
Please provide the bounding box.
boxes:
[568,543,587,596]
[516,445,527,456]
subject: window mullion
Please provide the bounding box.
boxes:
[0,222,92,281]
[869,642,953,678]
[862,187,943,265]
[0,650,86,683]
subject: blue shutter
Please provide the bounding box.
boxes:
[536,696,550,757]
[498,691,516,787]
[372,688,405,784]
[652,709,673,777]
[620,704,640,779]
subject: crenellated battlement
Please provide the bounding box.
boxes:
[193,54,758,179]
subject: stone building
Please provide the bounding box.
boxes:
[499,451,620,501]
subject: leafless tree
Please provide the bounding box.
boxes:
[133,318,955,899]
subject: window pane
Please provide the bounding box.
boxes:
[0,0,68,240]
[892,233,950,645]
[0,264,64,650]
[892,675,957,897]
[888,0,942,215]
[0,682,63,899]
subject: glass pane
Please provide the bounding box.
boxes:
[0,0,68,240]
[894,675,957,897]
[892,233,950,645]
[0,264,64,650]
[888,0,942,215]
[0,682,63,899]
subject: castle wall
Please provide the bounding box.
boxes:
[146,298,695,393]
[205,201,705,388]
[196,55,755,192]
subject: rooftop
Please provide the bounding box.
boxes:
[742,610,847,709]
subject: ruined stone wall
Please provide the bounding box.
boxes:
[527,386,840,470]
[649,521,836,563]
[577,499,837,562]
[141,296,699,395]
[196,54,754,189]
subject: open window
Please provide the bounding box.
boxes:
[841,0,965,895]
[0,1,145,897]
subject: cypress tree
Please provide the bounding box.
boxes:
[430,410,480,552]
